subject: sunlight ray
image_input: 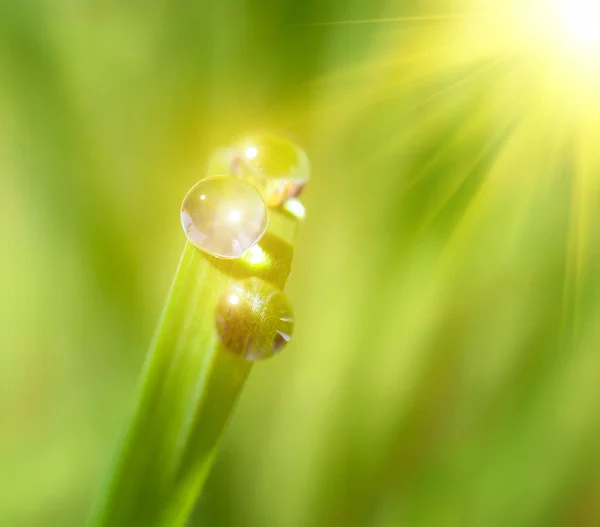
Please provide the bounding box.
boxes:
[291,13,479,28]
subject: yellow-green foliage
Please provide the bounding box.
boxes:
[2,1,600,527]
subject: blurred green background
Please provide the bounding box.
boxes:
[3,0,600,526]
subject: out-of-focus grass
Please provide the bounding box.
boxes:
[2,1,600,527]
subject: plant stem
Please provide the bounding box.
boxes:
[88,208,299,527]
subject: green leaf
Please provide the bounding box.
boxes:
[88,208,299,527]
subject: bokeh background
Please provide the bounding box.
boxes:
[3,0,600,526]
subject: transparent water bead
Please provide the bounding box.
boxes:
[181,176,268,259]
[232,132,310,207]
[215,277,294,360]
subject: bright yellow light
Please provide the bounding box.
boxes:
[558,0,600,48]
[283,198,306,220]
[241,244,269,267]
[245,146,258,159]
[228,210,242,222]
[229,294,240,305]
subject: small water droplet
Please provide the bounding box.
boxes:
[215,278,294,360]
[181,176,268,259]
[282,197,306,220]
[232,132,310,207]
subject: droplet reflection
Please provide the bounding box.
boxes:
[215,278,294,360]
[181,176,268,259]
[241,244,270,267]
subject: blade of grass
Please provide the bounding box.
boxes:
[88,208,300,527]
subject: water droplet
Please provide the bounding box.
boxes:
[282,197,306,220]
[181,176,268,259]
[232,132,310,207]
[215,278,294,360]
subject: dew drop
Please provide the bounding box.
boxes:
[181,176,268,259]
[232,132,310,207]
[215,278,294,360]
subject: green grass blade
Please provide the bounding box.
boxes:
[88,209,299,527]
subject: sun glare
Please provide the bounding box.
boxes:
[557,0,600,48]
[245,146,258,159]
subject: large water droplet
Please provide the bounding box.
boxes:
[215,278,294,360]
[181,176,268,259]
[232,132,310,207]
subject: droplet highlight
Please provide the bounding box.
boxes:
[232,132,310,207]
[181,176,268,259]
[215,278,294,360]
